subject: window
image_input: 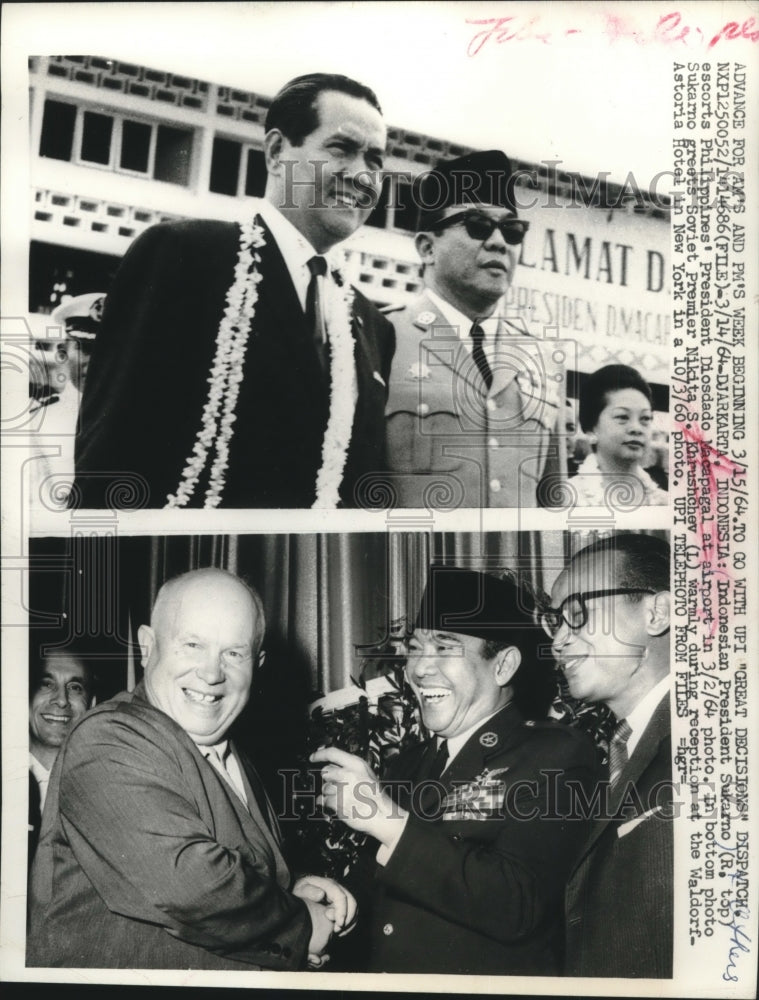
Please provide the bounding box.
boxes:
[392,178,418,233]
[120,120,152,173]
[154,125,191,185]
[80,111,113,165]
[365,175,391,229]
[209,136,265,197]
[39,99,77,160]
[209,137,241,195]
[38,99,193,186]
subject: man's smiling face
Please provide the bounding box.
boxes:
[268,89,386,252]
[29,654,92,753]
[140,574,261,746]
[405,628,510,738]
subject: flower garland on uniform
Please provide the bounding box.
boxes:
[166,215,357,509]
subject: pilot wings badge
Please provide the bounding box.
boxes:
[442,766,510,821]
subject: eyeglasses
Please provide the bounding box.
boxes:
[540,589,656,637]
[434,210,530,246]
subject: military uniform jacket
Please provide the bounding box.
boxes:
[369,704,600,975]
[73,218,395,508]
[384,292,563,508]
[27,684,311,970]
[565,694,673,978]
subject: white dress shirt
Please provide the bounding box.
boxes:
[256,198,343,315]
[29,753,52,812]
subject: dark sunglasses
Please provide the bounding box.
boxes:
[540,588,656,637]
[435,210,530,246]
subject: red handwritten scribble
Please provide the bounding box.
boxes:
[709,16,759,47]
[465,17,558,56]
[466,11,759,55]
[682,424,743,637]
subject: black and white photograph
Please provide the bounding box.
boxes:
[23,529,671,978]
[1,2,757,997]
[13,6,672,518]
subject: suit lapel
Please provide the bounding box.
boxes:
[254,217,305,338]
[232,744,292,887]
[576,692,671,860]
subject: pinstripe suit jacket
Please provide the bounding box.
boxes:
[564,694,673,977]
[27,684,311,970]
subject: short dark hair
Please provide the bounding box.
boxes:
[265,72,383,146]
[579,364,653,434]
[30,646,97,700]
[572,533,670,598]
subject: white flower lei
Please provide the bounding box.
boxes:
[166,217,356,509]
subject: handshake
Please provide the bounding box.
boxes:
[294,746,410,969]
[292,874,357,969]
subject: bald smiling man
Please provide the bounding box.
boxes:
[28,569,355,971]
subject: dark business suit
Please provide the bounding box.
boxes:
[565,694,673,978]
[28,769,42,876]
[27,683,311,970]
[73,218,395,508]
[368,704,600,975]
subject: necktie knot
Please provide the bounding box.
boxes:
[427,739,449,782]
[308,255,328,278]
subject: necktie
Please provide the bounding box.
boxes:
[423,739,450,782]
[608,719,632,790]
[306,255,329,376]
[417,739,449,816]
[470,321,493,390]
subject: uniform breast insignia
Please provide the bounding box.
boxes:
[442,766,510,821]
[408,362,431,380]
[416,310,437,326]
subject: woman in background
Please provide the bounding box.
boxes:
[574,364,668,506]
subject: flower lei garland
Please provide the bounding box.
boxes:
[166,216,356,509]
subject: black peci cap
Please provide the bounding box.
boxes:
[415,150,517,231]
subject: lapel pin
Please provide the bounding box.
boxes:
[480,731,498,748]
[416,310,436,325]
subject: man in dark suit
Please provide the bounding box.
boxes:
[545,533,672,977]
[27,569,355,969]
[384,150,565,509]
[73,73,395,509]
[28,648,95,872]
[313,567,599,974]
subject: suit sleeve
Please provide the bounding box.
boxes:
[73,222,232,507]
[58,711,311,969]
[378,735,599,944]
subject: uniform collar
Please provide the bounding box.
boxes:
[425,288,500,341]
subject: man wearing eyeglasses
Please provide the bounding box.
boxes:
[544,533,673,978]
[312,567,599,974]
[384,150,563,508]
